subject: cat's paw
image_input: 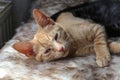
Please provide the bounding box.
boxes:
[96,54,111,67]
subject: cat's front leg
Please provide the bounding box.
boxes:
[94,27,111,67]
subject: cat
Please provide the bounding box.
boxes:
[51,0,120,38]
[13,9,120,67]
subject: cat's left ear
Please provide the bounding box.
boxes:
[13,41,35,57]
[33,9,54,28]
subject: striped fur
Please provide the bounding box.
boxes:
[13,10,120,67]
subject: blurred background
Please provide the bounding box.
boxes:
[0,0,33,48]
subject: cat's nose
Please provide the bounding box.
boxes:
[59,47,65,53]
[53,41,65,52]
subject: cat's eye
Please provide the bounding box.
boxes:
[44,48,51,54]
[55,33,58,40]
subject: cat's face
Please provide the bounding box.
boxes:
[32,24,69,62]
[13,9,70,62]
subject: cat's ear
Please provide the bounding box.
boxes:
[13,41,35,57]
[33,9,54,28]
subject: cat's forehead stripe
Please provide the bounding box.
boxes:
[35,32,52,45]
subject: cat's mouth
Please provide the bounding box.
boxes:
[60,45,69,57]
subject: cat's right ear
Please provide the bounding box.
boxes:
[33,9,54,28]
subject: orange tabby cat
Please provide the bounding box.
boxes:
[13,9,120,67]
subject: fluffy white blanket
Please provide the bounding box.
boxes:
[0,0,120,80]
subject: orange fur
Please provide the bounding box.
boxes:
[13,42,35,57]
[13,9,120,67]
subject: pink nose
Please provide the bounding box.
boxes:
[59,47,65,52]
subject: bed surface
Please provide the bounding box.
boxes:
[0,0,120,80]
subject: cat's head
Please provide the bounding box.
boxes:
[13,9,70,62]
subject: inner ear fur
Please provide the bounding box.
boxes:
[13,41,35,57]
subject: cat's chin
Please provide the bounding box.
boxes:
[63,50,69,57]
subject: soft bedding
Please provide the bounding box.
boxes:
[0,0,120,80]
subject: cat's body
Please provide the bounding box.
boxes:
[56,12,112,67]
[56,13,105,57]
[13,9,120,67]
[51,0,120,38]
